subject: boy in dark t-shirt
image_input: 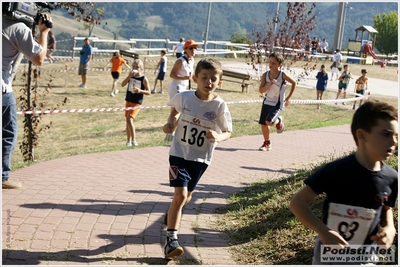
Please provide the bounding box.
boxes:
[290,100,398,264]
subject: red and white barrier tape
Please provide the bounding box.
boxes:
[16,94,368,115]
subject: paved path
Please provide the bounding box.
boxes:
[221,61,399,98]
[2,124,357,265]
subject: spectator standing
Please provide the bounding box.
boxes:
[78,37,93,88]
[330,49,343,81]
[151,49,168,94]
[2,7,52,189]
[311,37,318,55]
[315,65,329,109]
[165,39,199,141]
[121,59,150,146]
[173,37,185,59]
[46,30,56,63]
[305,34,312,54]
[104,51,131,97]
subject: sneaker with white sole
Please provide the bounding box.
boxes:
[115,89,119,95]
[110,92,115,97]
[126,141,132,147]
[342,102,346,105]
[276,116,284,134]
[158,90,164,94]
[164,237,184,259]
[79,84,87,88]
[151,89,156,94]
[132,140,138,146]
[259,140,271,151]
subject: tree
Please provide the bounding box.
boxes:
[373,11,398,56]
[18,2,102,161]
[247,2,318,70]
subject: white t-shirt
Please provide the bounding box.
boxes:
[168,56,194,99]
[333,52,343,63]
[175,42,184,53]
[168,91,232,165]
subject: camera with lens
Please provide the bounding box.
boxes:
[2,2,53,28]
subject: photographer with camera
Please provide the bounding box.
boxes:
[2,2,52,189]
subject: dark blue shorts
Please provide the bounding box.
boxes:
[258,102,281,125]
[156,71,166,81]
[168,156,208,192]
[355,89,365,97]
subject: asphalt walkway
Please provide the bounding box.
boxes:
[2,124,357,265]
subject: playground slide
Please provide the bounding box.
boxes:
[362,44,380,60]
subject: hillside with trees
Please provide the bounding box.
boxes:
[53,2,398,54]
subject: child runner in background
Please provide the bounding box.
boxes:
[335,64,353,105]
[353,69,368,110]
[290,100,398,265]
[162,58,232,260]
[258,52,297,151]
[104,51,131,97]
[121,59,150,147]
[315,64,329,110]
[151,49,168,94]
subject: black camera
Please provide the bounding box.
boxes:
[34,12,52,28]
[2,2,53,28]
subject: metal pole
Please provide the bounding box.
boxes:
[333,2,345,50]
[203,2,212,54]
[274,2,280,34]
[340,2,348,51]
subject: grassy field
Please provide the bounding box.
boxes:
[11,55,397,170]
[213,153,398,265]
[10,55,398,264]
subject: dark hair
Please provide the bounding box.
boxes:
[195,58,223,78]
[351,100,398,145]
[268,52,284,64]
[320,64,326,77]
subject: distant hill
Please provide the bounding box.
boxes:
[52,2,398,53]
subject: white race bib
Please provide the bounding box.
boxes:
[176,113,213,151]
[129,79,141,93]
[326,203,376,245]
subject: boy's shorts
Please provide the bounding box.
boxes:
[46,49,54,57]
[111,72,120,79]
[258,102,281,125]
[338,84,348,91]
[125,102,141,119]
[168,155,208,192]
[355,89,365,96]
[156,71,166,81]
[78,64,88,76]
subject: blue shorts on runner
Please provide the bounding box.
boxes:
[168,156,208,192]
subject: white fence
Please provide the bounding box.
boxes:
[66,37,397,65]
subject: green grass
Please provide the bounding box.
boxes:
[213,152,398,265]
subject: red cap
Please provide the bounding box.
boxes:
[184,39,199,49]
